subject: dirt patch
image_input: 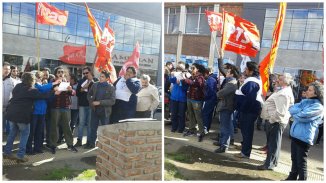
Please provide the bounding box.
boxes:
[165,138,287,180]
[3,156,96,180]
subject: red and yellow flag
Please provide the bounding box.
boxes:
[85,3,117,83]
[85,3,102,48]
[221,10,260,57]
[36,2,68,26]
[259,2,287,96]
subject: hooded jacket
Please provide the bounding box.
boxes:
[289,98,324,145]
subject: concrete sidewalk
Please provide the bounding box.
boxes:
[164,120,324,181]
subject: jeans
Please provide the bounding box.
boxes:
[26,115,45,153]
[231,110,239,138]
[187,100,204,134]
[78,106,91,141]
[264,122,285,169]
[50,109,73,147]
[202,99,217,132]
[4,121,30,158]
[89,110,110,145]
[170,100,187,133]
[45,109,51,145]
[289,138,311,180]
[70,109,79,132]
[239,112,259,157]
[3,110,10,135]
[219,109,234,148]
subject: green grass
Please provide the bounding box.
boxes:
[74,169,96,180]
[41,166,79,180]
[165,153,190,163]
[164,159,186,181]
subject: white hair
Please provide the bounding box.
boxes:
[282,72,294,86]
[141,74,151,82]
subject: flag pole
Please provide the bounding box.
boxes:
[36,22,40,71]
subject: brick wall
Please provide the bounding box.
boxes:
[95,121,162,180]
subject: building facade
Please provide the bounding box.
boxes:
[2,2,162,85]
[164,2,323,98]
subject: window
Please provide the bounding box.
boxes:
[2,2,161,57]
[185,6,213,35]
[3,3,20,25]
[165,7,180,34]
[262,8,323,51]
[20,3,35,28]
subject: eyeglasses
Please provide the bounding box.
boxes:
[57,71,64,74]
[83,72,89,75]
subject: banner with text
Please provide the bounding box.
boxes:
[36,2,68,26]
[221,11,260,57]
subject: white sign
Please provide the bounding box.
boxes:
[111,51,159,71]
[58,82,70,91]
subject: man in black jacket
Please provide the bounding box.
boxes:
[75,67,94,147]
[4,72,56,163]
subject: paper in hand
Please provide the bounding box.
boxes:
[58,82,70,91]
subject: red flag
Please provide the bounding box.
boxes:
[221,11,260,57]
[59,45,86,65]
[95,18,115,72]
[85,3,102,48]
[259,3,287,96]
[205,10,223,32]
[119,42,140,77]
[36,2,68,26]
[259,51,271,96]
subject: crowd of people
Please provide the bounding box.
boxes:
[2,62,160,163]
[164,54,324,180]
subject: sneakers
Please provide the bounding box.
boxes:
[51,147,56,154]
[198,133,204,142]
[16,157,29,163]
[74,139,82,147]
[67,146,78,152]
[214,146,227,153]
[234,153,249,159]
[183,130,195,137]
[204,128,209,135]
[3,154,16,160]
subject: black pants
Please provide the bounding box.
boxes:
[316,124,323,144]
[289,138,311,180]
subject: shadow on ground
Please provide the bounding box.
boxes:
[165,139,287,180]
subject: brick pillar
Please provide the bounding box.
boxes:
[95,121,162,180]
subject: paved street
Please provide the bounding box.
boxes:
[164,118,324,181]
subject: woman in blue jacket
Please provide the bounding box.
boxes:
[286,81,324,180]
